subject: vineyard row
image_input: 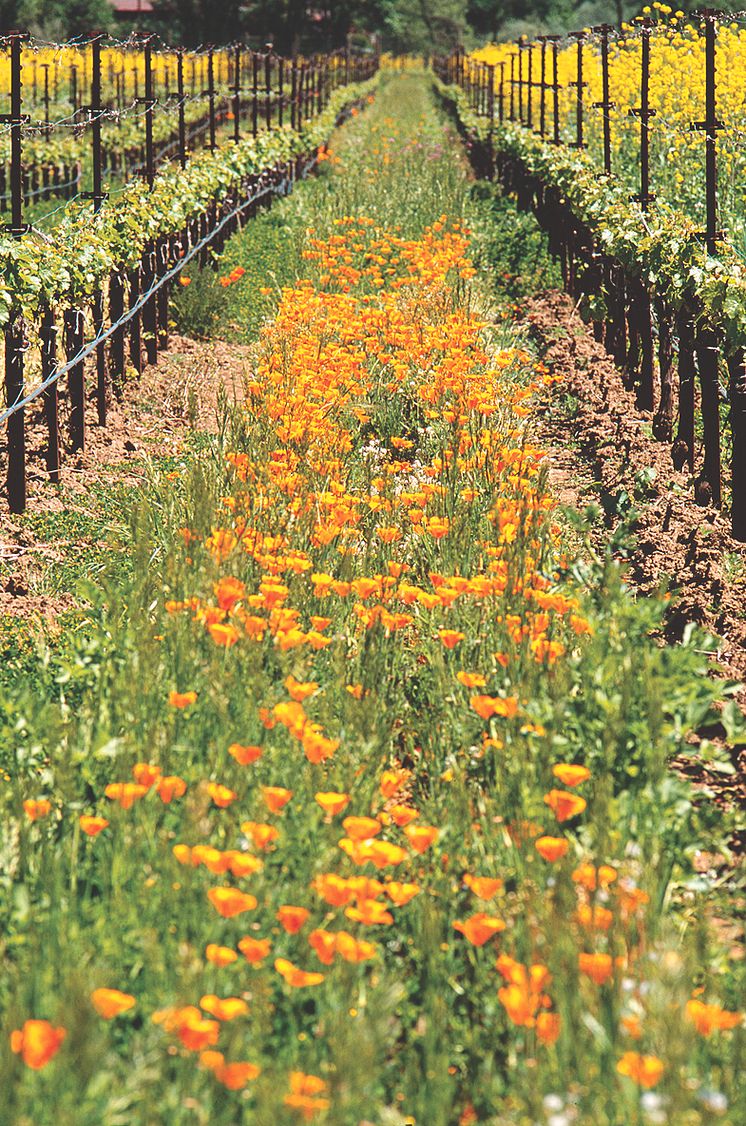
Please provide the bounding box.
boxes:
[435,17,746,543]
[0,32,379,514]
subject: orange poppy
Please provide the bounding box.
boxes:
[10,1020,66,1069]
[404,824,438,853]
[335,930,377,963]
[205,944,238,966]
[285,675,319,702]
[229,743,263,765]
[387,804,419,827]
[201,1050,261,1089]
[104,783,148,810]
[23,799,52,822]
[90,988,136,1019]
[277,905,311,933]
[543,789,587,822]
[208,622,241,648]
[274,958,325,987]
[79,815,109,837]
[238,936,272,965]
[207,887,257,918]
[385,881,421,906]
[169,690,197,709]
[685,999,743,1036]
[345,899,394,926]
[616,1052,665,1088]
[463,874,504,900]
[552,763,591,787]
[438,629,465,649]
[535,836,569,862]
[536,1011,561,1045]
[314,791,350,816]
[200,995,249,1021]
[132,763,161,787]
[262,786,293,813]
[207,782,238,808]
[156,776,187,804]
[453,913,506,946]
[578,952,614,985]
[342,815,381,840]
[380,769,410,798]
[470,694,518,720]
[241,821,280,850]
[308,928,338,965]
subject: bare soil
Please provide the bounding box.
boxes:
[523,289,746,823]
[0,335,252,619]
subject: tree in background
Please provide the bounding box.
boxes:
[0,0,114,36]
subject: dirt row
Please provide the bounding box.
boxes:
[525,289,746,822]
[0,335,250,621]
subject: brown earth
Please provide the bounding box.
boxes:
[0,335,252,620]
[523,288,746,827]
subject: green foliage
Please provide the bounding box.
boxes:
[438,78,746,357]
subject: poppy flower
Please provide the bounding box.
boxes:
[345,899,394,926]
[79,815,109,837]
[453,913,506,946]
[200,995,249,1021]
[277,905,311,933]
[578,952,614,985]
[178,1014,220,1052]
[241,821,279,850]
[385,881,421,906]
[380,769,410,798]
[309,928,338,965]
[342,815,381,840]
[214,576,245,611]
[201,1051,261,1089]
[23,799,52,822]
[105,783,148,810]
[314,791,350,816]
[572,863,617,891]
[552,763,591,787]
[225,851,263,877]
[685,999,743,1036]
[10,1020,66,1069]
[387,804,419,827]
[470,695,518,720]
[229,743,263,765]
[283,1067,330,1112]
[616,1052,665,1088]
[208,622,241,647]
[536,1011,561,1045]
[285,675,319,702]
[463,874,503,900]
[169,690,197,708]
[156,776,187,804]
[274,958,325,987]
[457,671,487,688]
[238,936,272,965]
[91,988,136,1019]
[262,786,293,813]
[404,824,438,853]
[207,887,257,918]
[535,836,569,862]
[543,789,587,822]
[132,763,161,787]
[438,629,465,649]
[205,944,238,966]
[207,782,237,809]
[335,930,377,963]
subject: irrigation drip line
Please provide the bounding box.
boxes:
[0,156,315,425]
